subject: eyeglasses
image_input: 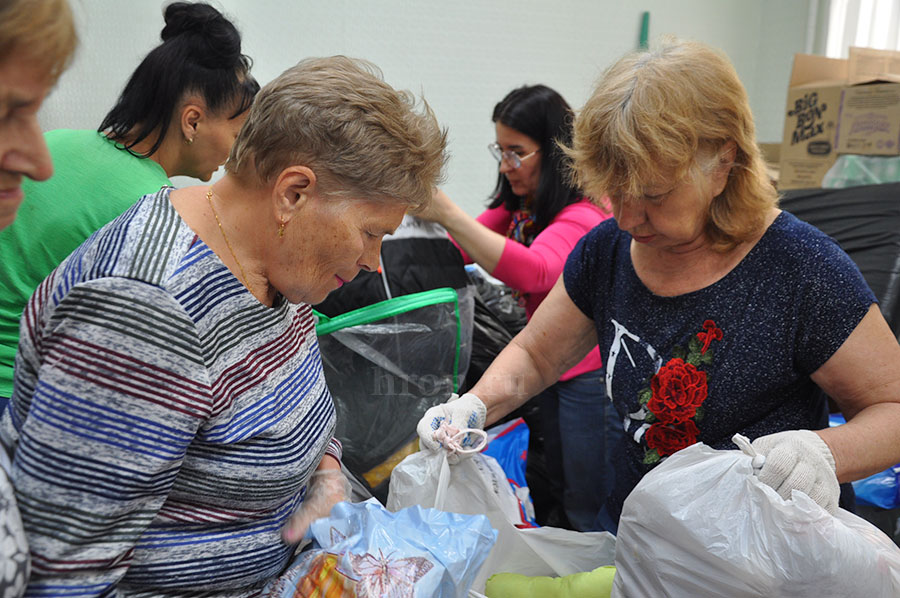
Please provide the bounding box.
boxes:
[488,142,539,169]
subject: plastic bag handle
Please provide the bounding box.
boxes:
[433,427,487,511]
[434,423,488,455]
[732,433,766,469]
[434,451,451,510]
[450,428,488,454]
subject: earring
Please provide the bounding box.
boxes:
[185,137,194,145]
[278,215,286,238]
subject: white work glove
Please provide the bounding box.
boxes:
[416,392,487,463]
[282,468,351,544]
[749,429,839,514]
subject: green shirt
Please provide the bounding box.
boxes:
[0,130,170,397]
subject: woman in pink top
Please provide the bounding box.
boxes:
[419,84,618,530]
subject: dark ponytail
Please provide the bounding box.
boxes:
[99,2,259,157]
[488,85,580,233]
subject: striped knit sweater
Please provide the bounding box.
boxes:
[0,188,338,597]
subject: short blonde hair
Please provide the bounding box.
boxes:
[228,56,447,210]
[567,38,777,251]
[0,0,77,82]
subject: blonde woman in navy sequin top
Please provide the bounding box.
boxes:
[418,38,900,534]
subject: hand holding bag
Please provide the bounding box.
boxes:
[612,437,900,597]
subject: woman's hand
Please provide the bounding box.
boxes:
[418,187,506,272]
[281,457,350,544]
[416,392,487,463]
[415,187,456,226]
[750,430,839,513]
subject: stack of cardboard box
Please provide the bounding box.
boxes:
[779,47,900,190]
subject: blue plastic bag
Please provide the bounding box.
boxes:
[854,466,900,509]
[264,498,496,598]
[482,418,537,527]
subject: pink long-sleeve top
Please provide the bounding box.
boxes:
[455,198,611,381]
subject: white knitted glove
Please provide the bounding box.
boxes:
[416,393,487,462]
[282,468,351,544]
[750,430,839,514]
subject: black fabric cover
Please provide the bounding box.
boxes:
[314,219,470,317]
[780,183,900,338]
[312,217,474,502]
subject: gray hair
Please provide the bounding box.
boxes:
[227,55,447,210]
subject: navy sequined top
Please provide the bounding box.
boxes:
[564,211,875,524]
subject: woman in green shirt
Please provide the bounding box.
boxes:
[0,2,259,406]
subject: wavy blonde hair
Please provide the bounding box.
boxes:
[0,0,77,82]
[566,38,777,251]
[228,56,447,211]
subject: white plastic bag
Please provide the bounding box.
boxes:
[387,450,616,593]
[612,441,900,597]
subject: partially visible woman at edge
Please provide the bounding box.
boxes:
[1,55,446,595]
[0,0,77,594]
[416,84,617,531]
[0,1,259,411]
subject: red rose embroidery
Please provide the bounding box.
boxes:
[697,320,723,354]
[639,320,722,465]
[647,358,708,424]
[645,419,700,457]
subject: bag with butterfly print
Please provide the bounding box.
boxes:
[263,498,496,598]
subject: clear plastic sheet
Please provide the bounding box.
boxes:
[316,288,474,499]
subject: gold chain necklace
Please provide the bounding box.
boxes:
[206,187,254,295]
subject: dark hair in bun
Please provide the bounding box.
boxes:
[99,2,260,158]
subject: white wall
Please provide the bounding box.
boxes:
[45,0,813,215]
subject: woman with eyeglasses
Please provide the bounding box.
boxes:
[417,84,617,531]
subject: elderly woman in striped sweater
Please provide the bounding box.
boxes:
[0,56,446,596]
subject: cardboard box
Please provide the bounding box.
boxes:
[834,47,900,156]
[778,54,846,190]
[835,83,900,154]
[847,46,900,85]
[779,47,900,189]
